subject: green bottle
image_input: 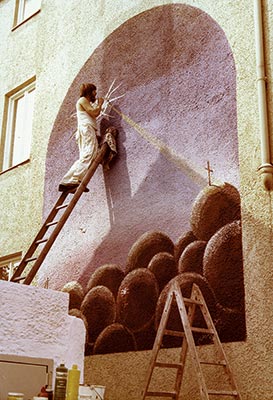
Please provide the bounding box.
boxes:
[54,363,68,400]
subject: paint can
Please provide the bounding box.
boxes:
[78,385,105,400]
[89,386,105,400]
[78,384,93,400]
[7,393,24,400]
[33,397,47,400]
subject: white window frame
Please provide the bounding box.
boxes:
[13,0,41,27]
[0,252,22,281]
[1,79,35,172]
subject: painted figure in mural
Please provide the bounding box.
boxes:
[59,83,104,192]
[101,126,119,171]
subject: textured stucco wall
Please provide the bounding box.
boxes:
[0,280,86,380]
[0,0,42,254]
[0,1,272,399]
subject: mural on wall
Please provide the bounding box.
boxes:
[43,4,246,355]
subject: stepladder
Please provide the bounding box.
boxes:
[10,128,118,285]
[142,281,242,400]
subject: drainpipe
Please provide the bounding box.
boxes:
[254,0,273,190]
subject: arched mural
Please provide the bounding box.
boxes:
[42,4,245,354]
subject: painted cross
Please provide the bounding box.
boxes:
[205,161,213,185]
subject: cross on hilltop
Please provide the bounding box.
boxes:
[205,161,213,185]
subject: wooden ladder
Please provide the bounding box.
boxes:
[10,141,110,285]
[142,282,242,400]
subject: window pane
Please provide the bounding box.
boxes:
[23,0,40,20]
[2,82,35,171]
[16,0,40,24]
[0,254,22,281]
[12,89,35,166]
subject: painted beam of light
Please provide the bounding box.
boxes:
[109,103,207,188]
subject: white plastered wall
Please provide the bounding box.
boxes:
[0,280,85,381]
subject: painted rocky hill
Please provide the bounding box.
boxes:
[61,182,245,355]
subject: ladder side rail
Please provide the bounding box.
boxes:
[10,192,69,281]
[173,281,210,400]
[191,284,242,400]
[23,143,109,285]
[142,290,176,400]
[173,284,198,400]
[173,336,188,400]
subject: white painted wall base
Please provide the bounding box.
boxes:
[0,280,85,382]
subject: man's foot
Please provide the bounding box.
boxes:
[58,183,79,192]
[59,183,89,193]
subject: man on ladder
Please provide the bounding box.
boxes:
[10,83,118,285]
[59,82,104,192]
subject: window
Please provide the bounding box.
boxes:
[13,0,41,27]
[1,79,35,171]
[0,252,22,281]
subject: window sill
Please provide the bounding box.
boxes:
[0,158,30,175]
[12,9,41,31]
[0,252,22,264]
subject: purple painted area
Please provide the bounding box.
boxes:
[42,4,238,290]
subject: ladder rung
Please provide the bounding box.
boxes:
[200,360,227,366]
[207,389,238,396]
[46,220,59,227]
[191,327,214,334]
[35,238,48,244]
[55,203,69,210]
[155,362,182,369]
[12,276,26,282]
[164,329,184,337]
[25,257,38,263]
[146,391,176,397]
[183,297,203,305]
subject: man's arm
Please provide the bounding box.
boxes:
[79,97,104,118]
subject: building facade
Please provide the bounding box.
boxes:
[0,0,272,399]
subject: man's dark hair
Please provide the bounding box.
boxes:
[80,83,96,98]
